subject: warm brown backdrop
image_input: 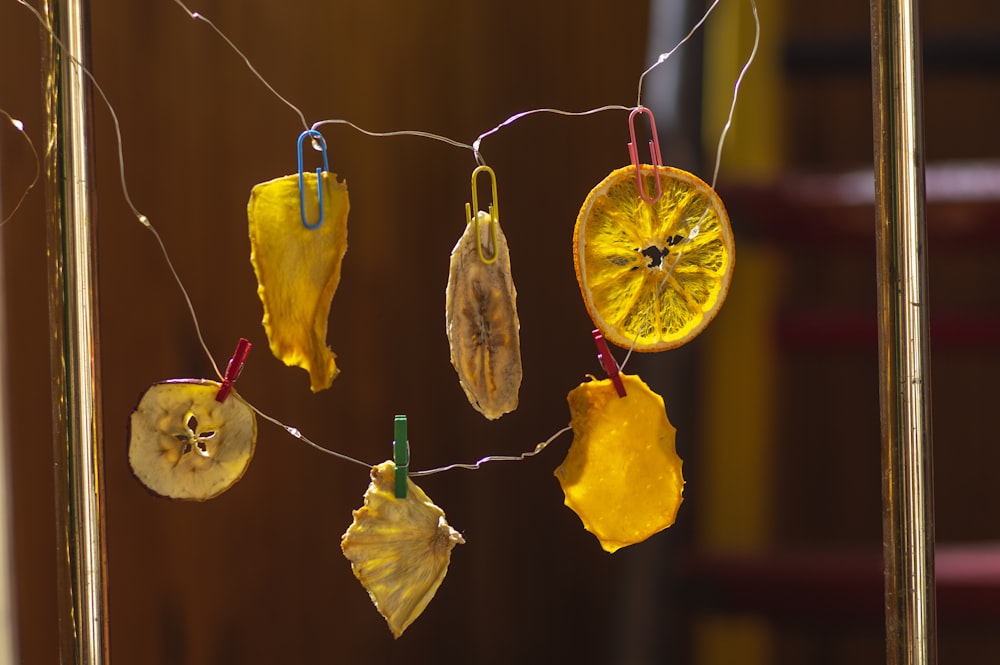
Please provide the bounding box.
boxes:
[2,1,684,663]
[3,1,1000,664]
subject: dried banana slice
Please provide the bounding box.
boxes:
[555,373,683,553]
[128,379,257,501]
[341,461,465,638]
[445,210,522,419]
[248,171,349,392]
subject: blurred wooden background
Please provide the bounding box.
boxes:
[1,0,999,664]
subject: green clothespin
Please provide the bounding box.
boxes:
[393,415,408,499]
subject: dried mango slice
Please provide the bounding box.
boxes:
[128,379,257,501]
[555,373,683,553]
[445,210,522,419]
[341,461,465,638]
[248,171,349,392]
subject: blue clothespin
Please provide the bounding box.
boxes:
[393,415,409,499]
[297,129,330,229]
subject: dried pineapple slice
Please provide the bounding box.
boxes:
[128,379,257,500]
[341,461,464,638]
[445,210,522,419]
[555,373,683,552]
[248,171,349,392]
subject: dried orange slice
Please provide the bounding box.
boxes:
[555,373,683,553]
[574,164,734,351]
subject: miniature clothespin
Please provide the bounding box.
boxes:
[393,414,409,499]
[627,106,664,205]
[592,329,626,398]
[215,338,253,402]
[297,129,330,229]
[465,164,500,264]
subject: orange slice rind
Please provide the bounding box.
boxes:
[574,164,733,351]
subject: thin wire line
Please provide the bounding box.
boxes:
[247,402,376,469]
[410,425,572,477]
[636,0,722,108]
[16,0,223,380]
[709,0,760,190]
[473,105,632,165]
[623,0,759,369]
[170,0,310,132]
[310,118,474,152]
[0,109,40,228]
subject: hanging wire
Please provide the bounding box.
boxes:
[170,0,310,132]
[12,0,759,473]
[14,0,224,381]
[0,109,41,228]
[411,426,572,477]
[636,0,722,108]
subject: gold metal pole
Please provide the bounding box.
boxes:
[870,0,937,663]
[44,0,110,662]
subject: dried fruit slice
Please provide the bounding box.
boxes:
[574,164,733,351]
[555,373,683,553]
[341,462,465,638]
[128,379,257,500]
[248,171,349,392]
[445,209,522,419]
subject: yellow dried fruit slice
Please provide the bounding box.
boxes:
[128,379,257,501]
[341,461,465,638]
[574,164,733,351]
[555,373,683,553]
[445,209,522,419]
[248,171,349,392]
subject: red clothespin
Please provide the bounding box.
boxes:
[592,329,626,397]
[627,106,664,204]
[215,338,253,402]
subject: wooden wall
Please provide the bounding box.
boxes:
[1,1,707,663]
[4,1,999,664]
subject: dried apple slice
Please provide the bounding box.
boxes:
[128,379,257,500]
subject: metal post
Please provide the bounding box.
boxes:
[870,0,937,663]
[44,0,110,662]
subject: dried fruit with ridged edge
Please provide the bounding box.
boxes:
[445,209,522,419]
[341,461,465,638]
[248,171,349,392]
[128,379,257,500]
[555,373,683,552]
[574,164,733,351]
